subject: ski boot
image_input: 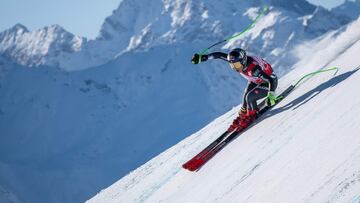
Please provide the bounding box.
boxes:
[237,109,258,131]
[227,107,247,132]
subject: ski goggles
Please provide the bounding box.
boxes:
[229,61,244,71]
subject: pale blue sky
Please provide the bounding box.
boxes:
[0,0,347,39]
[0,0,121,39]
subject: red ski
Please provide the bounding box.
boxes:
[182,85,294,171]
[182,67,338,172]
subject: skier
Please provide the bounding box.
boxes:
[191,48,282,132]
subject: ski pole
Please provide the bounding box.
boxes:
[293,67,339,87]
[269,67,339,105]
[196,5,269,64]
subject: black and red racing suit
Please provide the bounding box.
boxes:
[208,52,278,111]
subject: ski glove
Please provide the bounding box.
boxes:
[266,91,283,107]
[191,54,208,64]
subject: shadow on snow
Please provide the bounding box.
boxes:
[264,66,360,119]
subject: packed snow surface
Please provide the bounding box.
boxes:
[88,19,360,203]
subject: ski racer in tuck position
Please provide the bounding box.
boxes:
[191,48,282,132]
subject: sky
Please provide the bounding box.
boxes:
[0,0,348,39]
[0,0,121,39]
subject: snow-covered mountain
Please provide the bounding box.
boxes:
[88,16,360,203]
[0,0,351,71]
[332,0,360,20]
[0,24,85,68]
[0,0,359,203]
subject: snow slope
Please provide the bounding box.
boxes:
[0,1,359,202]
[88,18,360,203]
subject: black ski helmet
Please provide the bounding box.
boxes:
[227,48,247,66]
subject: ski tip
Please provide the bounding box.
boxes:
[182,163,195,171]
[182,165,197,172]
[182,159,205,172]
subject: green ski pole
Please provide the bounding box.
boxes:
[293,67,339,87]
[194,5,269,64]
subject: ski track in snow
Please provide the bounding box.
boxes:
[313,152,360,202]
[219,163,262,200]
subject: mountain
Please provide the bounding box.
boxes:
[332,0,360,20]
[88,16,360,203]
[0,184,21,203]
[0,0,358,203]
[0,0,352,71]
[223,3,350,73]
[0,24,85,68]
[270,0,316,15]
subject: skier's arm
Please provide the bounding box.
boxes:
[208,52,228,61]
[191,52,228,64]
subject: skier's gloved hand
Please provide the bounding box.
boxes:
[266,91,283,106]
[191,54,208,64]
